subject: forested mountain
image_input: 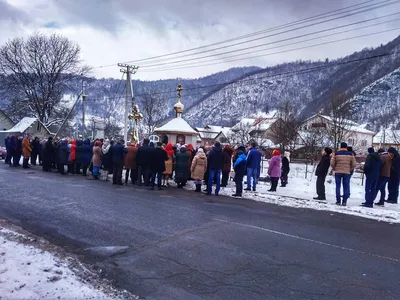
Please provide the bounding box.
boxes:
[184,36,400,127]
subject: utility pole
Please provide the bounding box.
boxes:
[82,80,87,137]
[118,63,139,142]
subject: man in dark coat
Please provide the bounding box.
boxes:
[57,140,70,175]
[175,146,190,188]
[150,142,168,190]
[387,147,400,204]
[375,149,392,206]
[76,138,92,176]
[42,137,54,172]
[136,138,152,186]
[314,147,332,200]
[30,137,40,165]
[280,152,290,187]
[112,139,127,185]
[206,142,224,195]
[5,135,13,165]
[362,147,382,208]
[14,136,22,167]
[232,150,247,197]
[221,145,233,187]
[75,139,83,175]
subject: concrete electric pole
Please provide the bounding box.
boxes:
[118,63,139,142]
[82,80,87,137]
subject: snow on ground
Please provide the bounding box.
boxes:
[0,221,136,300]
[185,162,400,224]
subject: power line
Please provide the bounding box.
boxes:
[122,0,398,65]
[91,0,396,69]
[139,13,400,69]
[84,52,394,103]
[138,27,400,72]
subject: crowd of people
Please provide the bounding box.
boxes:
[3,135,400,206]
[315,142,400,207]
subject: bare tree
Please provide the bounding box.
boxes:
[268,100,300,151]
[138,91,165,136]
[0,33,88,127]
[227,121,252,145]
[325,92,352,150]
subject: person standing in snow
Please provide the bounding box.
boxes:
[232,150,247,197]
[280,151,290,187]
[92,140,102,180]
[22,136,32,169]
[162,143,175,187]
[124,142,138,185]
[313,147,332,200]
[150,142,168,190]
[268,149,282,192]
[101,139,113,180]
[362,147,382,208]
[42,137,54,172]
[136,138,152,186]
[56,139,69,175]
[68,140,77,174]
[386,147,400,204]
[191,148,207,192]
[175,145,190,188]
[221,145,233,187]
[112,139,127,185]
[330,142,356,206]
[30,137,40,165]
[374,149,392,206]
[245,143,262,192]
[206,142,224,196]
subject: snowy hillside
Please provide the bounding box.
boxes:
[184,36,400,127]
[350,68,400,131]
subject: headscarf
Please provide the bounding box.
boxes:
[102,139,111,154]
[165,143,174,156]
[272,149,281,156]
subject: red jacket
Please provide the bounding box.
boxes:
[70,140,77,161]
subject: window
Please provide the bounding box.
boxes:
[361,140,367,147]
[311,122,327,128]
[176,134,185,144]
[348,138,354,145]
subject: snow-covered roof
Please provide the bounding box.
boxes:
[250,118,279,131]
[154,117,198,134]
[232,118,257,130]
[196,125,232,139]
[306,114,375,135]
[0,117,38,133]
[373,129,400,145]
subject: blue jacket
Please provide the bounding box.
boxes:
[234,154,247,178]
[246,148,261,170]
[76,139,92,165]
[364,152,382,179]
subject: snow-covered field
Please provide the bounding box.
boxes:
[0,221,136,300]
[186,162,400,224]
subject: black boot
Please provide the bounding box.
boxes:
[195,184,201,192]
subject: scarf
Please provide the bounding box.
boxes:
[102,144,111,154]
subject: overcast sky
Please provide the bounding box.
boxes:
[1,0,400,80]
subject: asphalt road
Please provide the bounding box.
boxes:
[0,163,399,300]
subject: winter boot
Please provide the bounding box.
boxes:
[195,184,201,192]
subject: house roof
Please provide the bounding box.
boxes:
[250,118,279,131]
[232,118,257,130]
[0,117,50,134]
[195,125,232,139]
[154,117,198,135]
[373,129,400,145]
[305,114,375,135]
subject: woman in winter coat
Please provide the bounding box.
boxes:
[101,139,113,180]
[22,137,32,169]
[232,150,247,197]
[68,140,76,174]
[79,138,92,176]
[186,144,195,178]
[92,140,102,179]
[268,149,282,192]
[57,140,70,175]
[191,148,207,192]
[175,146,190,188]
[163,143,175,187]
[221,145,233,187]
[124,142,138,184]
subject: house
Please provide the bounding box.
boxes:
[373,129,400,150]
[228,118,257,145]
[195,125,231,145]
[0,117,52,146]
[300,114,375,152]
[0,109,15,131]
[247,111,286,146]
[154,87,199,145]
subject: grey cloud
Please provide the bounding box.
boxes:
[0,0,30,24]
